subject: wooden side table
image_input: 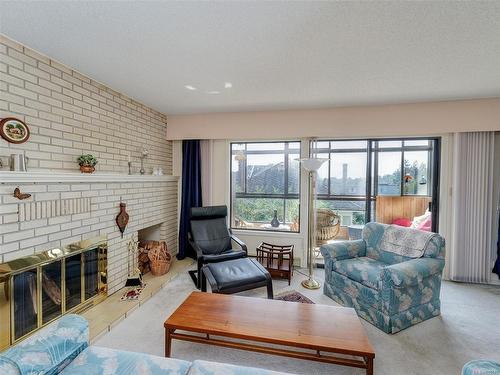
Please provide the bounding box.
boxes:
[256,242,294,285]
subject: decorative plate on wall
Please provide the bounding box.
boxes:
[0,117,30,144]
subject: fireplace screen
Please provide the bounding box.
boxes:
[0,237,107,350]
[65,254,82,311]
[13,270,38,340]
[41,261,62,325]
[84,249,99,301]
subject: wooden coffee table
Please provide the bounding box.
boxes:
[164,291,375,374]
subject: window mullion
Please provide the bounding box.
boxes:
[284,142,289,196]
[400,148,405,196]
[365,141,372,223]
[244,143,248,194]
[328,150,332,197]
[284,142,289,224]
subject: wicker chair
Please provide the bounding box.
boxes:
[316,209,341,245]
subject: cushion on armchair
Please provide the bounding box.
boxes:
[332,257,385,290]
[417,215,432,232]
[202,250,247,263]
[392,218,412,227]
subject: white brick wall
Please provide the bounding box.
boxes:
[0,35,172,174]
[0,35,179,295]
[0,178,179,294]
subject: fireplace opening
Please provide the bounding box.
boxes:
[138,224,162,243]
[137,224,163,275]
[137,224,171,276]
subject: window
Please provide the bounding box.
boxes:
[377,151,402,195]
[313,138,437,227]
[374,140,433,196]
[230,141,300,232]
[314,140,368,226]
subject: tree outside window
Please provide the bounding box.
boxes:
[230,141,300,232]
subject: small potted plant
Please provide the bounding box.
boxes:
[77,154,98,173]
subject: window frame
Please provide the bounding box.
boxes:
[312,137,440,230]
[230,140,301,233]
[373,139,434,198]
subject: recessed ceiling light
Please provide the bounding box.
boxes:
[184,85,197,91]
[207,90,221,95]
[224,82,232,89]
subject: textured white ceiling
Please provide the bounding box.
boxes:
[1,1,499,115]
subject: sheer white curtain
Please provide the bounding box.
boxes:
[449,132,496,283]
[200,140,213,206]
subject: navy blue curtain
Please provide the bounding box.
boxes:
[493,211,500,278]
[177,140,202,260]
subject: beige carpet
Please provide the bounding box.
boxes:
[95,266,500,375]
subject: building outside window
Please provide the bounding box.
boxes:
[313,138,437,227]
[376,139,433,196]
[230,138,438,234]
[315,140,368,227]
[230,141,301,232]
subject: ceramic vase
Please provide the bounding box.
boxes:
[270,210,280,228]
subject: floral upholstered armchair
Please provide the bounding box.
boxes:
[321,222,445,334]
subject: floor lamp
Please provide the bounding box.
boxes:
[300,157,328,290]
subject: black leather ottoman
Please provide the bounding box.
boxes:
[201,258,274,299]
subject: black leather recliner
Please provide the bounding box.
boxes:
[188,205,247,289]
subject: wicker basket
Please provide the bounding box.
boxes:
[147,242,171,276]
[316,209,341,244]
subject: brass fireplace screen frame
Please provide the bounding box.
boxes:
[0,236,107,350]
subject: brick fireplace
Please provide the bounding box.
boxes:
[0,172,179,349]
[0,35,179,292]
[0,173,179,293]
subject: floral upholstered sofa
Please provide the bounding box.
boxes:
[0,314,291,375]
[321,222,445,334]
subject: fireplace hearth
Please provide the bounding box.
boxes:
[0,237,107,350]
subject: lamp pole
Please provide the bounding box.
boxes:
[299,157,328,290]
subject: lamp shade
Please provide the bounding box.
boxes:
[298,158,328,172]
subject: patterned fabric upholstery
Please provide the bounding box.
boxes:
[63,346,191,375]
[0,315,295,375]
[332,257,385,290]
[0,356,20,375]
[381,258,445,288]
[0,314,89,375]
[321,222,445,333]
[379,224,439,258]
[462,360,500,375]
[321,239,366,262]
[188,360,291,375]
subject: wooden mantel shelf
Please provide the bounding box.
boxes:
[0,171,179,184]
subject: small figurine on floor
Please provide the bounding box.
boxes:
[120,286,145,301]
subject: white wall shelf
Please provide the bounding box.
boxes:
[0,171,178,184]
